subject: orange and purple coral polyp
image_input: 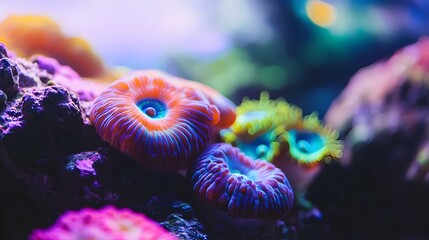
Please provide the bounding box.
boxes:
[142,70,236,128]
[90,72,220,172]
[190,143,294,220]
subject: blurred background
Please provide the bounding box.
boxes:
[1,0,428,116]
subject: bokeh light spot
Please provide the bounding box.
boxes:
[306,0,337,28]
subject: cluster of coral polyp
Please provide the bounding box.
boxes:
[30,206,177,240]
[220,91,343,190]
[0,33,344,239]
[88,70,296,222]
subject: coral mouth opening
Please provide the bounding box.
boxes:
[237,133,272,160]
[289,129,324,154]
[225,155,258,181]
[137,98,167,119]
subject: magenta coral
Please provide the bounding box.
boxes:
[190,143,294,219]
[90,71,220,172]
[29,206,177,240]
[325,37,429,130]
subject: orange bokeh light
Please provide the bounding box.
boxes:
[306,0,337,28]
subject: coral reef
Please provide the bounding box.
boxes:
[1,43,277,239]
[4,15,429,240]
[0,43,300,240]
[29,206,178,240]
[90,70,220,172]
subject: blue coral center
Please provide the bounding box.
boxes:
[288,129,324,154]
[237,132,272,160]
[137,98,167,119]
[225,155,258,181]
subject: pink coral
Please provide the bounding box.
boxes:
[30,206,177,240]
[325,37,429,130]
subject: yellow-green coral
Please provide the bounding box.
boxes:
[220,92,343,165]
[220,92,301,162]
[279,113,343,165]
[231,91,301,136]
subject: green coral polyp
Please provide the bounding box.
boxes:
[287,130,328,163]
[220,92,303,162]
[221,92,343,165]
[231,91,301,136]
[281,113,343,165]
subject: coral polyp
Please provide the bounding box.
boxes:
[220,92,301,162]
[232,91,300,136]
[279,113,343,165]
[29,206,177,240]
[90,71,220,172]
[190,143,294,220]
[276,115,340,191]
[140,70,237,128]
